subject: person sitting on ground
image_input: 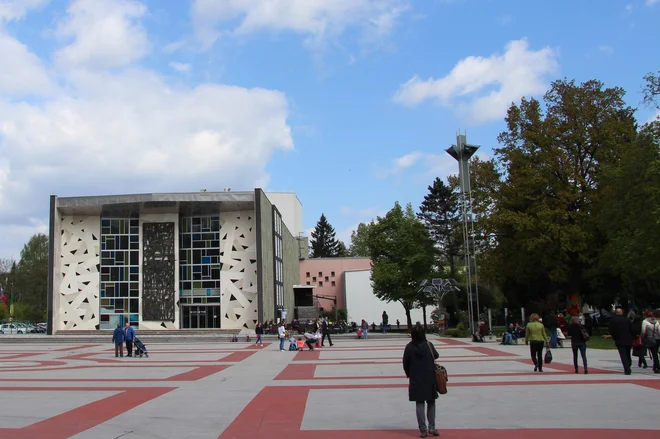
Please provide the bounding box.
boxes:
[296,337,305,351]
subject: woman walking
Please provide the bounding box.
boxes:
[632,313,648,369]
[403,326,440,438]
[255,322,264,346]
[525,313,549,372]
[641,310,660,373]
[567,316,588,374]
[277,322,286,351]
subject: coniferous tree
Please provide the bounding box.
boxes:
[310,214,344,258]
[418,178,461,279]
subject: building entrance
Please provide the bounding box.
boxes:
[181,305,221,329]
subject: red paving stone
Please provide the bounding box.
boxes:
[1,338,658,438]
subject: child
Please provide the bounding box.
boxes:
[296,337,305,351]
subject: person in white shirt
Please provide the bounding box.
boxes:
[640,310,660,373]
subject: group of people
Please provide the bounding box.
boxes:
[522,308,660,375]
[254,317,335,351]
[111,322,136,357]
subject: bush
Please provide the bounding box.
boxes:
[446,323,470,338]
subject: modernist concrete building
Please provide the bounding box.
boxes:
[46,190,305,333]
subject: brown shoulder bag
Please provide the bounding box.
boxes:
[427,341,448,395]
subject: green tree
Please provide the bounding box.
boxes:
[347,222,373,257]
[366,202,435,328]
[643,70,660,109]
[488,79,637,307]
[15,233,49,310]
[418,178,461,279]
[595,123,660,307]
[309,214,344,258]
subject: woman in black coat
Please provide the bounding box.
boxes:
[403,326,440,438]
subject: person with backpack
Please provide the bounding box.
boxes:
[640,310,660,373]
[567,316,589,374]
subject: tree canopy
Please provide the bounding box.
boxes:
[309,214,346,258]
[365,202,435,327]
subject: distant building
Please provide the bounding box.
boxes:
[343,269,433,327]
[298,257,371,311]
[47,189,305,333]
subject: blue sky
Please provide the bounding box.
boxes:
[0,0,658,258]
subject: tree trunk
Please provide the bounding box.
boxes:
[404,302,413,331]
[422,306,427,329]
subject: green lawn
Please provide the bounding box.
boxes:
[585,336,616,350]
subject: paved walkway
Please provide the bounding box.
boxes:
[0,336,657,438]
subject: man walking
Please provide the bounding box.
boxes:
[124,322,136,357]
[112,324,124,358]
[545,312,558,349]
[382,311,389,334]
[609,308,634,375]
[321,316,334,347]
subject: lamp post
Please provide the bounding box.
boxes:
[419,278,460,332]
[446,133,481,335]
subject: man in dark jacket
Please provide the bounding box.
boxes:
[545,313,559,348]
[609,308,634,375]
[321,316,333,347]
[382,311,389,334]
[112,324,124,358]
[124,322,136,357]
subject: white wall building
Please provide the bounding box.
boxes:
[264,192,303,238]
[343,269,434,327]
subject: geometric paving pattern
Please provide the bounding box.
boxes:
[0,337,658,439]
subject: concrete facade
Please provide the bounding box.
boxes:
[343,268,434,327]
[48,190,301,333]
[299,257,371,310]
[264,192,304,237]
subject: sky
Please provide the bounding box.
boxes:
[0,0,659,260]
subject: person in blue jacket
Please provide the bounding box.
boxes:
[112,324,125,357]
[124,322,136,357]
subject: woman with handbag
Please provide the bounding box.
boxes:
[525,313,549,372]
[640,310,660,373]
[567,316,588,374]
[403,326,440,438]
[632,313,648,369]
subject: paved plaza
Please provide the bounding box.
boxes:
[0,335,658,438]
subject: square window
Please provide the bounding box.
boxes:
[331,271,336,277]
[319,281,323,287]
[312,277,316,281]
[324,276,329,281]
[306,272,310,278]
[331,281,336,287]
[319,272,322,276]
[306,282,310,285]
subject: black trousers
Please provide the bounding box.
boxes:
[650,342,660,371]
[126,340,133,357]
[530,341,544,370]
[617,345,632,374]
[322,332,333,346]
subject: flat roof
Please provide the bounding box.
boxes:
[55,191,256,215]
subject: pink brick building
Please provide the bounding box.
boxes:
[299,257,371,310]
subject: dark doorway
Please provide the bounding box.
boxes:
[181,305,220,329]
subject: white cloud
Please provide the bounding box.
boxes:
[0,32,53,95]
[646,0,660,6]
[191,0,409,50]
[0,2,294,259]
[598,45,614,55]
[169,62,191,72]
[377,149,491,182]
[393,39,559,124]
[625,3,634,14]
[54,0,149,69]
[0,0,48,22]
